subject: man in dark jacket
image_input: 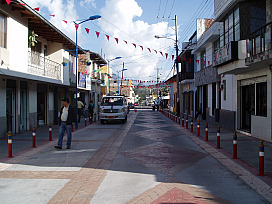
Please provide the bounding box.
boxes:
[55,97,76,149]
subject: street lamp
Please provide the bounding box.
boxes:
[107,57,122,95]
[74,15,101,129]
[154,15,179,116]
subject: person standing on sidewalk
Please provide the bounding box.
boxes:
[88,100,94,121]
[77,98,84,123]
[55,97,76,149]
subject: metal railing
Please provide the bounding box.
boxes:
[28,50,61,80]
[247,22,272,57]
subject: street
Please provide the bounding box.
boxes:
[0,108,270,203]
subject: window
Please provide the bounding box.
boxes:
[69,54,74,73]
[224,80,227,100]
[0,13,7,48]
[222,7,240,46]
[256,82,267,117]
[200,50,206,69]
[234,8,240,41]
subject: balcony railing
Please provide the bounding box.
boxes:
[28,50,61,80]
[247,22,272,57]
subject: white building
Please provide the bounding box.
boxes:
[0,2,104,137]
[192,19,222,124]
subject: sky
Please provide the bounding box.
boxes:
[22,0,214,82]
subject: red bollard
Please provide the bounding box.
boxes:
[205,122,208,141]
[186,116,188,129]
[259,140,264,176]
[182,115,184,127]
[85,118,87,127]
[90,117,92,124]
[233,131,237,159]
[49,122,52,141]
[72,124,74,132]
[217,125,220,149]
[8,131,13,158]
[191,118,193,133]
[32,126,36,148]
[197,120,200,136]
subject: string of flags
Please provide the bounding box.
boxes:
[5,0,176,61]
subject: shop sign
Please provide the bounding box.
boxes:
[213,41,238,66]
[86,75,92,90]
[78,72,86,88]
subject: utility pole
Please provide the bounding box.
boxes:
[155,68,162,98]
[175,15,180,116]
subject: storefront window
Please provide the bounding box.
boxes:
[256,82,267,117]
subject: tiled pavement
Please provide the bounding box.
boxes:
[0,108,272,203]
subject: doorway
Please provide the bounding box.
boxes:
[6,88,15,133]
[241,84,255,132]
[202,85,208,120]
[37,84,47,126]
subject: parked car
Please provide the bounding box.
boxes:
[99,96,128,124]
[134,102,139,106]
[128,102,134,109]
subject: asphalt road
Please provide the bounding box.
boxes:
[0,109,270,203]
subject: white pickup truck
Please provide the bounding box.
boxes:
[99,96,128,124]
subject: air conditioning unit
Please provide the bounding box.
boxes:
[0,47,10,68]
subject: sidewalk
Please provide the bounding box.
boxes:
[0,117,96,161]
[161,109,272,186]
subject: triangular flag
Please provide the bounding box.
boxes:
[172,55,175,61]
[105,35,110,41]
[19,3,26,6]
[183,58,186,62]
[208,61,210,65]
[34,7,40,11]
[139,45,143,51]
[178,56,181,62]
[160,51,163,56]
[6,0,11,5]
[189,58,191,63]
[95,31,100,38]
[115,38,119,44]
[124,40,127,44]
[85,28,90,34]
[63,20,67,24]
[74,24,79,30]
[147,48,151,53]
[195,60,199,64]
[132,43,136,48]
[50,14,55,17]
[165,53,168,59]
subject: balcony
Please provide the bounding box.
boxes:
[181,72,194,81]
[245,22,272,69]
[28,50,61,80]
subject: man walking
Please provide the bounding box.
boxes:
[77,98,84,123]
[55,97,76,149]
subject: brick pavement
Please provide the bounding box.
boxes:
[161,109,272,202]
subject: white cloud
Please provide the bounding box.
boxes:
[23,0,175,81]
[79,0,96,8]
[99,0,175,81]
[23,0,86,45]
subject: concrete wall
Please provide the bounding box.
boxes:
[221,74,236,111]
[28,81,37,128]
